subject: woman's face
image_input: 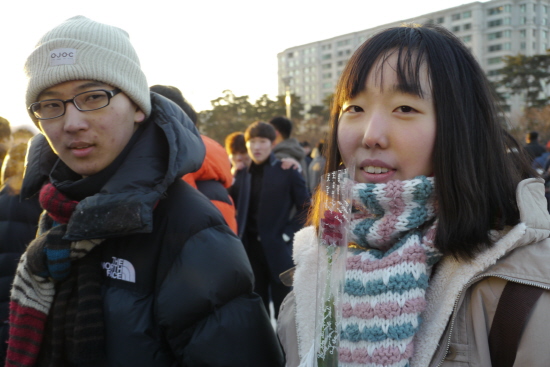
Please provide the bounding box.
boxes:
[337,52,436,184]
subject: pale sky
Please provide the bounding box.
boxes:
[1,0,482,130]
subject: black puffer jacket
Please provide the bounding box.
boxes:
[0,185,41,362]
[20,93,284,366]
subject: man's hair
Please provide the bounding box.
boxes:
[150,85,198,125]
[316,139,326,156]
[244,121,276,142]
[225,132,247,155]
[528,131,539,141]
[268,116,292,139]
[12,127,35,143]
[1,142,27,185]
[0,116,11,141]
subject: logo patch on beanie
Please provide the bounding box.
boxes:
[50,48,77,66]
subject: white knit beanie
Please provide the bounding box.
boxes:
[25,15,151,123]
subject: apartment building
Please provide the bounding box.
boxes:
[277,0,550,122]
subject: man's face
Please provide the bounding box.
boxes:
[246,137,272,164]
[37,80,145,177]
[229,152,251,170]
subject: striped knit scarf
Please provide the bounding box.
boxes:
[6,183,105,367]
[338,176,441,367]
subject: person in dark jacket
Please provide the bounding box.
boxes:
[0,141,42,364]
[524,131,546,162]
[150,84,238,234]
[229,121,310,319]
[269,116,310,188]
[6,15,283,367]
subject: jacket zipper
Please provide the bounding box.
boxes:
[434,274,550,367]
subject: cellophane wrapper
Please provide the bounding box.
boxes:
[314,168,353,367]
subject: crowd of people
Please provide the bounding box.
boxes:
[0,14,549,367]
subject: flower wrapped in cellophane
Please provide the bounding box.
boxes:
[311,168,353,367]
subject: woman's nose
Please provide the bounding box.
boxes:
[362,111,389,149]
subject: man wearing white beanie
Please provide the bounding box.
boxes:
[6,15,284,367]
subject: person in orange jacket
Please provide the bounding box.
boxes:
[150,85,238,235]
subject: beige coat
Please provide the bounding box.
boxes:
[278,178,550,367]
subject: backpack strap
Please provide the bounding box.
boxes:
[489,281,544,367]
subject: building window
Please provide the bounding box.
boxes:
[322,72,332,79]
[461,35,472,42]
[464,23,472,30]
[487,69,501,76]
[452,13,461,20]
[489,44,503,52]
[503,42,511,50]
[488,31,502,40]
[534,29,537,37]
[488,57,502,64]
[322,63,332,69]
[321,44,332,51]
[521,41,526,50]
[543,30,548,39]
[452,25,460,32]
[488,19,503,27]
[504,17,511,25]
[534,42,537,49]
[544,5,548,14]
[337,60,346,66]
[322,82,332,89]
[520,3,527,12]
[504,30,512,38]
[504,4,512,12]
[520,29,526,37]
[463,11,472,18]
[520,17,527,25]
[287,52,294,58]
[437,16,445,23]
[543,18,548,26]
[336,39,351,47]
[488,6,503,15]
[322,54,332,60]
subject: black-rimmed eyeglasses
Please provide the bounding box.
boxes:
[29,88,122,120]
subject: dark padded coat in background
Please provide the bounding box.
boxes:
[0,185,42,362]
[19,93,284,366]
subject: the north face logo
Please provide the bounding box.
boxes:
[102,257,136,283]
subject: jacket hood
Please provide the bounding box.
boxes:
[483,177,550,285]
[20,92,205,240]
[273,138,305,161]
[183,135,233,189]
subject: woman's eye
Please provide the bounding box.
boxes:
[395,105,416,113]
[343,105,363,113]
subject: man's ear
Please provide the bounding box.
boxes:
[134,107,146,124]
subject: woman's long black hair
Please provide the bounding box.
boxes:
[313,24,534,260]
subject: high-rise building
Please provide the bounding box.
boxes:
[277,0,550,123]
